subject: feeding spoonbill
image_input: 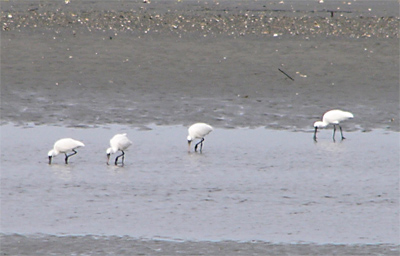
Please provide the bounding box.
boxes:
[187,123,213,152]
[313,109,354,142]
[106,133,132,166]
[48,138,85,164]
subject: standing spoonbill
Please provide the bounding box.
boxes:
[313,109,354,142]
[106,133,132,166]
[48,138,85,164]
[187,123,213,152]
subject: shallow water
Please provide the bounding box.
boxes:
[1,123,398,244]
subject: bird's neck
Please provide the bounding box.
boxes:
[49,149,59,157]
[108,147,118,154]
[319,120,329,127]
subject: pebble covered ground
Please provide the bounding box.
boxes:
[1,0,399,38]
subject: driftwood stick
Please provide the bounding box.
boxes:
[278,68,294,81]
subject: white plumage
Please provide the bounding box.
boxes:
[48,138,85,164]
[313,109,354,141]
[187,123,213,152]
[106,133,132,166]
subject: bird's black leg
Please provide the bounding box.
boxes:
[65,149,77,164]
[200,139,205,152]
[194,138,204,152]
[339,125,346,140]
[313,127,318,142]
[115,150,125,166]
[332,125,336,142]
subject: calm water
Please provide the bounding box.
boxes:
[1,123,398,244]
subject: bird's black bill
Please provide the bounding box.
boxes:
[313,127,318,142]
[48,156,52,165]
[107,153,110,165]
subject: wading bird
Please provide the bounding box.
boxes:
[187,123,213,152]
[48,138,85,164]
[106,133,132,166]
[313,109,354,142]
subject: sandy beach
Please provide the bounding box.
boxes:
[1,0,399,255]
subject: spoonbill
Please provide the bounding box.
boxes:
[106,133,132,166]
[187,123,213,152]
[313,109,354,142]
[48,138,85,164]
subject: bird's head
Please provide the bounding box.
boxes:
[187,136,192,151]
[313,121,327,128]
[106,148,112,165]
[48,150,55,164]
[48,150,55,157]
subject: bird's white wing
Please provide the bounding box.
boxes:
[111,134,132,150]
[118,135,132,150]
[55,138,84,152]
[324,110,354,124]
[189,123,213,139]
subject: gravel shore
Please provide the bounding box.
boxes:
[2,0,399,38]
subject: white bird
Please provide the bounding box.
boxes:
[48,138,85,164]
[106,133,132,166]
[313,109,354,141]
[187,123,213,152]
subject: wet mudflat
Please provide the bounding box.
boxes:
[1,32,399,131]
[1,2,399,131]
[1,234,399,256]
